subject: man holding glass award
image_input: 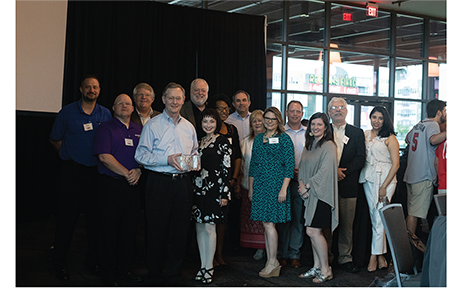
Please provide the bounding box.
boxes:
[135,82,199,286]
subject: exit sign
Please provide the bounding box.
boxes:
[366,3,378,17]
[343,13,352,21]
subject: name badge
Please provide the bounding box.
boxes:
[83,123,93,131]
[343,135,350,145]
[125,138,133,146]
[269,137,279,144]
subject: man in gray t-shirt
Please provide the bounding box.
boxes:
[404,99,446,234]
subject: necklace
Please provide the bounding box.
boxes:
[263,131,275,142]
[201,134,216,148]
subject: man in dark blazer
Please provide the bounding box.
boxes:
[180,78,209,128]
[328,97,365,273]
[131,83,160,126]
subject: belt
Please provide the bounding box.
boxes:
[152,171,189,179]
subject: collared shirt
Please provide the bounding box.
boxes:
[93,117,142,177]
[135,110,198,173]
[136,107,154,126]
[284,123,307,168]
[225,111,251,142]
[50,99,112,166]
[332,123,347,166]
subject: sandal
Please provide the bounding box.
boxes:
[313,267,333,283]
[202,268,214,284]
[378,257,388,270]
[259,262,281,278]
[195,268,205,281]
[299,267,320,278]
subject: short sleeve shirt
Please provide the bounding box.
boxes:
[50,99,112,166]
[403,119,440,184]
[93,117,142,177]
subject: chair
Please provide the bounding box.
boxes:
[379,204,422,287]
[434,194,446,216]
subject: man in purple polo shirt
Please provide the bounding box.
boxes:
[49,75,111,281]
[93,93,143,286]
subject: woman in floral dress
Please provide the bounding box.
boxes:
[192,108,232,284]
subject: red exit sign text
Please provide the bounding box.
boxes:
[343,13,352,21]
[366,4,378,17]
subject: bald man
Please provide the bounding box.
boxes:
[93,94,143,286]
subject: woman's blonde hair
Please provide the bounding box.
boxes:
[249,110,264,140]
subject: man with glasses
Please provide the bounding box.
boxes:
[327,97,365,273]
[135,82,198,286]
[226,90,252,142]
[93,94,143,286]
[130,83,160,126]
[49,75,111,281]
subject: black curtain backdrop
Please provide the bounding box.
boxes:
[63,1,267,112]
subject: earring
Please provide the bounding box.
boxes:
[309,132,313,137]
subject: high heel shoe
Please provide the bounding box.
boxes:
[312,267,333,284]
[378,257,388,270]
[202,268,214,284]
[367,258,377,272]
[259,262,281,278]
[299,267,320,278]
[195,268,205,281]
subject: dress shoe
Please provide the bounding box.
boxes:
[56,268,70,281]
[118,272,143,282]
[340,261,359,273]
[291,258,301,268]
[279,257,288,267]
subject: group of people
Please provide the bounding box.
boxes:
[49,75,447,286]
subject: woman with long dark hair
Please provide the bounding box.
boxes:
[359,106,399,272]
[298,112,338,284]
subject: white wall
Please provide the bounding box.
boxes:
[16,0,67,113]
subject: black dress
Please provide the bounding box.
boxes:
[192,135,232,224]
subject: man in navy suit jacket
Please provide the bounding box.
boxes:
[328,97,365,273]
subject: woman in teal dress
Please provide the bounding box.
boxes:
[248,107,295,278]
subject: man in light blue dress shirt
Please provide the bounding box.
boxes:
[225,90,251,142]
[135,82,198,286]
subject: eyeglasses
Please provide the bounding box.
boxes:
[216,106,229,112]
[164,96,183,102]
[264,117,278,122]
[115,102,132,106]
[330,105,346,110]
[136,93,151,98]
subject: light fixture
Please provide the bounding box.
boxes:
[428,56,439,77]
[318,44,342,64]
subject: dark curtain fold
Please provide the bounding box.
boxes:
[63,1,266,112]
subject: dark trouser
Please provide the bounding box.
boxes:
[145,171,193,284]
[97,174,140,282]
[52,160,100,270]
[228,189,242,248]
